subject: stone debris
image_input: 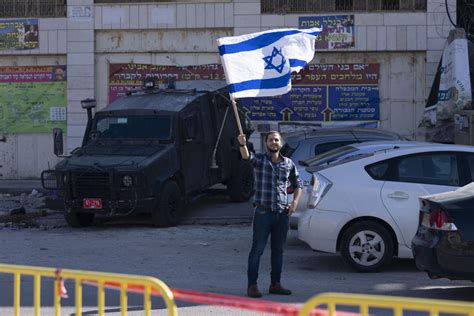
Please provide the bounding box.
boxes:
[0,192,64,229]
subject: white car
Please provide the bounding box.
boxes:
[289,140,424,228]
[298,144,474,272]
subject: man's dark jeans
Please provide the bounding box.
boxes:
[247,206,289,286]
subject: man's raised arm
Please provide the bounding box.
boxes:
[237,134,250,160]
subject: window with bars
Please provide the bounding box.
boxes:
[262,0,427,14]
[94,0,209,3]
[0,0,67,18]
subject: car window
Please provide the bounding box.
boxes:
[314,141,355,156]
[366,161,390,180]
[397,153,459,186]
[467,154,474,181]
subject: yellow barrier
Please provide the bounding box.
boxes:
[0,263,178,316]
[299,292,474,316]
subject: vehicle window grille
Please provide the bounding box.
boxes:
[72,172,111,198]
[0,0,67,18]
[261,0,426,13]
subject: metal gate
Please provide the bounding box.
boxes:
[299,292,474,316]
[0,263,177,316]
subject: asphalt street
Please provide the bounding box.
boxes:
[0,180,473,315]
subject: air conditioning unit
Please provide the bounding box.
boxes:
[454,110,474,145]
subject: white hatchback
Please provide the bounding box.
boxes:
[298,144,474,272]
[289,140,424,228]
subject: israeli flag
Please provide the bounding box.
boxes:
[217,28,321,98]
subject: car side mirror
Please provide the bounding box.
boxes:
[53,128,63,156]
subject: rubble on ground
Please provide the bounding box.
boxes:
[0,190,64,229]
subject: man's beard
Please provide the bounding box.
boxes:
[267,146,280,153]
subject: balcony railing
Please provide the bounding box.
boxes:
[262,0,427,14]
[0,0,66,18]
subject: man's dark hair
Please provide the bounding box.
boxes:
[264,130,283,143]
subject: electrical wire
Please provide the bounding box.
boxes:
[445,0,457,27]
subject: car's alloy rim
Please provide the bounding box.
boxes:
[348,230,385,266]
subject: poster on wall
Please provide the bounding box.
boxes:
[109,64,224,102]
[299,15,355,49]
[69,6,93,21]
[109,63,379,123]
[241,64,380,122]
[0,19,39,50]
[0,65,67,134]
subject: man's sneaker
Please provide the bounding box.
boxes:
[269,282,292,295]
[247,284,262,298]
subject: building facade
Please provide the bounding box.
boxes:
[0,0,456,178]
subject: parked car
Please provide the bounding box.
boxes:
[281,128,406,227]
[289,140,419,228]
[298,144,474,272]
[412,183,474,281]
[281,127,406,164]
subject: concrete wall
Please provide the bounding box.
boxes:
[0,0,456,179]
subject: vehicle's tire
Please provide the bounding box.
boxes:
[152,181,183,227]
[340,221,394,272]
[227,161,254,202]
[64,209,95,227]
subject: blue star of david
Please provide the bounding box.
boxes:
[263,47,286,74]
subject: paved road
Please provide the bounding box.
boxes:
[0,182,473,315]
[0,224,473,315]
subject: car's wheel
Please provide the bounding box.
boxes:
[64,208,95,227]
[340,221,394,272]
[227,161,254,202]
[152,181,183,227]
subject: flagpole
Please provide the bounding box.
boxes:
[230,96,244,136]
[218,48,244,136]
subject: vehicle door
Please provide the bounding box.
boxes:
[465,153,474,183]
[179,108,206,192]
[380,152,462,247]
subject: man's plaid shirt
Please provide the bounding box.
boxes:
[247,152,302,213]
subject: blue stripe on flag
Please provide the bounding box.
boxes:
[289,59,307,68]
[228,72,291,93]
[219,29,319,56]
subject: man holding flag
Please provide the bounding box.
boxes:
[217,27,321,298]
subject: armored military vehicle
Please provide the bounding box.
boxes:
[42,80,254,227]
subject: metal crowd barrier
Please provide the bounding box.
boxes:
[2,263,474,316]
[0,263,178,316]
[299,292,474,316]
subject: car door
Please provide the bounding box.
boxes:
[465,153,474,183]
[380,152,461,247]
[179,109,206,192]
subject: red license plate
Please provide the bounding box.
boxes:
[83,198,102,209]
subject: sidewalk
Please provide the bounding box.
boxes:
[0,179,43,195]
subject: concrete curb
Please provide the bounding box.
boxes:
[0,180,45,195]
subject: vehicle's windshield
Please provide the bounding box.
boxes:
[301,145,358,166]
[93,115,172,140]
[280,143,295,158]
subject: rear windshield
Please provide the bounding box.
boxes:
[301,145,358,166]
[306,152,374,173]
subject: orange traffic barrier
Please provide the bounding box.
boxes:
[84,280,358,316]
